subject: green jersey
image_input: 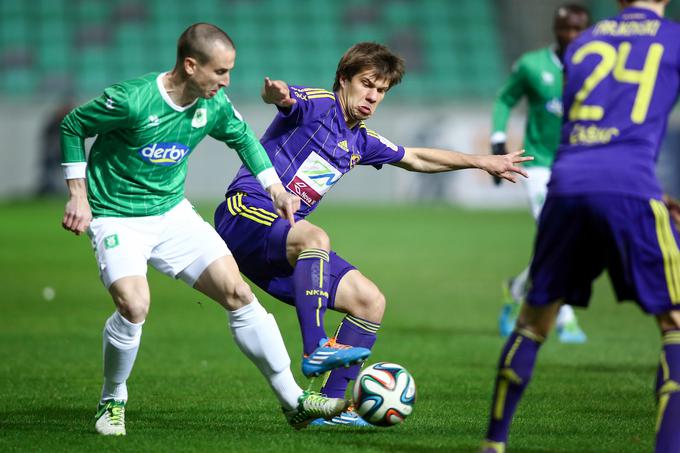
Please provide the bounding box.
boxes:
[491,46,564,168]
[61,72,273,217]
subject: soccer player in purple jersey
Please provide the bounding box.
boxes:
[481,1,680,451]
[214,42,531,426]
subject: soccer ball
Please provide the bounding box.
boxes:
[352,362,416,426]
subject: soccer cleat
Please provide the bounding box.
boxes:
[557,318,587,344]
[498,278,521,337]
[479,440,506,453]
[283,390,349,430]
[301,337,371,378]
[309,406,372,427]
[94,399,126,436]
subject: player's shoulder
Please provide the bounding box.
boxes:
[358,122,399,151]
[112,72,159,95]
[289,85,336,104]
[520,47,556,67]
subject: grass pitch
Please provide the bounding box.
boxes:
[0,199,661,452]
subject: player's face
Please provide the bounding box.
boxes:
[554,11,589,51]
[187,42,235,99]
[338,69,390,126]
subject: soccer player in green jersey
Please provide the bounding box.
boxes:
[491,4,590,343]
[60,23,348,435]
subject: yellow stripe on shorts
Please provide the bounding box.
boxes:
[650,199,680,303]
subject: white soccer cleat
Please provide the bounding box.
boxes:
[94,399,126,436]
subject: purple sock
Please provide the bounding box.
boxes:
[486,328,544,443]
[294,248,330,355]
[655,329,680,453]
[320,314,380,398]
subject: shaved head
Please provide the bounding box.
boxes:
[176,23,235,67]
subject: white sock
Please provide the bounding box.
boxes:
[101,311,144,403]
[511,267,530,301]
[229,297,302,410]
[556,304,576,327]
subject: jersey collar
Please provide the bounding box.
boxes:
[620,6,662,20]
[156,72,199,112]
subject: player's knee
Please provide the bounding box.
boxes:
[224,280,254,310]
[350,286,386,322]
[300,226,331,251]
[657,310,680,331]
[115,294,150,323]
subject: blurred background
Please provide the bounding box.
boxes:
[1,0,680,204]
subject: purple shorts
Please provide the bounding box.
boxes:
[527,194,680,315]
[214,191,356,308]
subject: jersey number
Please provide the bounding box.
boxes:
[568,40,664,124]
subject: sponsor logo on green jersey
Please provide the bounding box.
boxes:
[137,142,190,166]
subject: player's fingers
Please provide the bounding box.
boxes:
[512,166,529,178]
[502,173,518,183]
[284,200,296,226]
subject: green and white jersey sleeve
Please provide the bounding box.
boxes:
[61,72,275,218]
[491,47,564,168]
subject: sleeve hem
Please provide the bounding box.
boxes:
[256,167,282,189]
[62,162,87,179]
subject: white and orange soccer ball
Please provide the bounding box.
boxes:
[352,362,416,426]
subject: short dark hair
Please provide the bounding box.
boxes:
[619,0,665,5]
[176,23,235,66]
[333,42,406,92]
[554,3,591,24]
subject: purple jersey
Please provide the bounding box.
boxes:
[226,86,405,218]
[549,7,680,199]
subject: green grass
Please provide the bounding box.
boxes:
[0,199,661,452]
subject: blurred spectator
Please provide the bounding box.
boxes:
[36,101,73,196]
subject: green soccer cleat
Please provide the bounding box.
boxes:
[283,390,349,430]
[94,399,126,436]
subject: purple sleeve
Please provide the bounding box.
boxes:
[276,85,336,125]
[359,128,406,168]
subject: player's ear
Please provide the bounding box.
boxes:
[184,57,197,76]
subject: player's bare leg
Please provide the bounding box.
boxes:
[481,302,561,452]
[286,221,370,378]
[96,276,149,436]
[193,255,347,428]
[653,310,680,453]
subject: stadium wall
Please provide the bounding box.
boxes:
[2,102,679,206]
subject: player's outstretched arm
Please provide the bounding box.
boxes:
[394,147,532,182]
[261,77,296,108]
[267,183,300,226]
[62,178,92,236]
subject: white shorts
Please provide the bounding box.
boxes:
[87,199,230,288]
[522,166,552,220]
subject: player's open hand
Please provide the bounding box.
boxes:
[268,183,300,226]
[262,77,296,108]
[62,195,92,236]
[482,149,532,183]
